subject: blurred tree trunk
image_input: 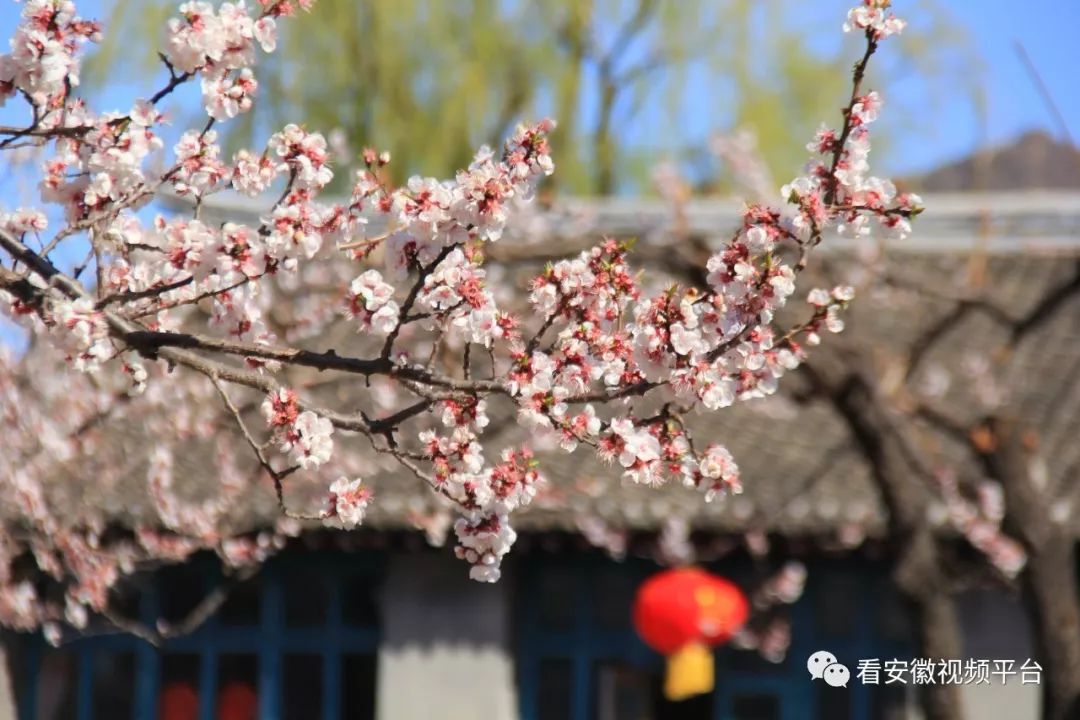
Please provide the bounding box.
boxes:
[595,80,617,195]
[807,360,966,720]
[552,0,591,194]
[983,418,1080,720]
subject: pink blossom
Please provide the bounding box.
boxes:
[850,91,883,126]
[269,124,333,190]
[172,130,228,197]
[281,410,334,469]
[0,209,47,235]
[50,297,111,372]
[325,477,372,529]
[346,269,399,335]
[0,0,920,608]
[232,148,280,196]
[843,1,907,39]
[202,67,257,121]
[610,418,661,471]
[689,444,741,500]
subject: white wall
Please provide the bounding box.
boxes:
[375,553,518,720]
[0,641,17,720]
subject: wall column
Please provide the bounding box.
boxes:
[376,553,518,720]
[0,639,17,720]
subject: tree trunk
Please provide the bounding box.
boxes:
[594,80,617,196]
[985,418,1080,720]
[1024,544,1080,720]
[809,363,967,720]
[552,0,590,194]
[895,531,969,720]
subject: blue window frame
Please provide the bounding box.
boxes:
[516,555,912,720]
[17,551,382,720]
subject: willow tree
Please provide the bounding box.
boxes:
[90,0,976,194]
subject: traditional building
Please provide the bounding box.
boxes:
[4,190,1079,720]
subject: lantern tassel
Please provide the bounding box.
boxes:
[663,642,714,701]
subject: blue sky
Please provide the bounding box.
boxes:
[882,0,1080,171]
[1,1,1077,177]
[0,1,1077,348]
[665,0,1080,176]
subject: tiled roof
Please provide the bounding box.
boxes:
[20,194,1080,539]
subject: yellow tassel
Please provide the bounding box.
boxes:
[663,642,714,701]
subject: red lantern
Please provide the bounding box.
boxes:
[632,568,750,701]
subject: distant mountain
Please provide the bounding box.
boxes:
[912,130,1080,192]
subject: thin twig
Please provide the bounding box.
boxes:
[209,375,320,521]
[1014,42,1075,147]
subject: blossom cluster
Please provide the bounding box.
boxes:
[792,92,922,242]
[0,1,101,108]
[49,297,112,372]
[805,285,856,343]
[0,348,293,641]
[0,208,48,236]
[450,449,542,581]
[172,129,228,197]
[262,388,334,469]
[510,226,805,497]
[324,477,372,530]
[416,247,504,346]
[401,398,542,580]
[346,269,399,335]
[0,0,918,643]
[382,120,556,280]
[843,0,907,39]
[164,1,281,120]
